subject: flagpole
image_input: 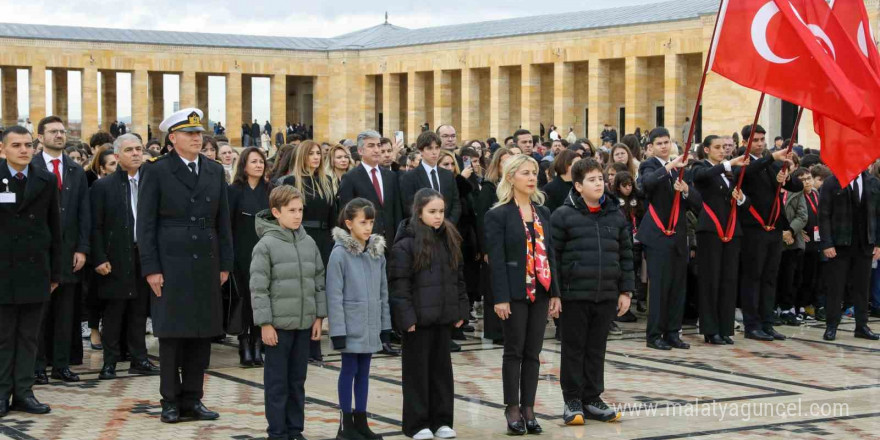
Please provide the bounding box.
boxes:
[666,0,725,232]
[720,92,767,235]
[766,106,804,223]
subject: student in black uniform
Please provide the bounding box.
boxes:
[636,127,702,350]
[0,126,61,416]
[818,170,880,341]
[691,135,749,345]
[228,147,271,367]
[737,124,801,342]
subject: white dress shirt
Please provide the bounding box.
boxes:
[851,174,863,200]
[130,171,140,242]
[43,151,63,184]
[179,155,199,175]
[421,161,441,194]
[362,162,384,199]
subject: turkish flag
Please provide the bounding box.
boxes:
[710,0,875,135]
[808,0,880,185]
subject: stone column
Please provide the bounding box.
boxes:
[460,68,474,141]
[588,59,609,147]
[313,75,330,142]
[148,72,164,139]
[364,75,377,132]
[82,66,99,144]
[29,64,46,125]
[52,69,69,122]
[196,74,209,129]
[1,67,18,128]
[226,71,242,146]
[179,70,196,110]
[664,54,687,143]
[489,65,506,139]
[435,69,453,130]
[132,69,149,137]
[100,71,116,131]
[624,56,648,138]
[521,64,539,134]
[382,73,400,138]
[242,75,253,127]
[554,61,574,138]
[271,74,286,143]
[407,70,420,144]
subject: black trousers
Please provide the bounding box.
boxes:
[264,328,310,439]
[644,242,687,341]
[739,227,783,332]
[797,249,821,310]
[696,234,740,337]
[481,262,503,340]
[402,325,454,436]
[102,295,148,365]
[777,249,804,310]
[35,282,76,370]
[824,246,872,327]
[158,337,211,407]
[501,293,549,407]
[0,302,44,401]
[559,300,616,403]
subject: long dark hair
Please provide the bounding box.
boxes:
[411,189,462,271]
[270,144,296,181]
[232,147,271,189]
[337,198,377,233]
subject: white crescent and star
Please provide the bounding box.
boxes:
[751,1,798,64]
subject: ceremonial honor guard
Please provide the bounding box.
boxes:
[137,108,234,423]
[0,126,61,416]
[637,127,702,350]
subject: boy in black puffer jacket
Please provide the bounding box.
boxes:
[550,158,635,426]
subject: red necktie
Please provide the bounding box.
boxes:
[370,168,383,206]
[51,159,62,190]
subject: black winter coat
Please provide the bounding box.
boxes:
[90,168,142,300]
[818,173,879,253]
[388,219,470,330]
[0,162,62,304]
[550,192,635,302]
[542,176,573,213]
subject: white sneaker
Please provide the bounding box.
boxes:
[145,318,153,335]
[434,426,456,438]
[413,428,434,439]
[81,322,90,339]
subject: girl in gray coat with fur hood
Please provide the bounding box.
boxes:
[326,198,391,440]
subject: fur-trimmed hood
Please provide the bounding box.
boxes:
[331,227,386,258]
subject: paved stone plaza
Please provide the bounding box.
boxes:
[0,313,877,440]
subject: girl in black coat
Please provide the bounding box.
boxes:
[389,189,470,439]
[484,154,561,435]
[611,171,647,315]
[228,147,271,366]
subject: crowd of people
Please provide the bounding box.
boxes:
[1,109,879,440]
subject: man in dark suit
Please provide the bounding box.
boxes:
[0,126,61,416]
[636,127,702,351]
[250,120,261,147]
[90,134,160,380]
[737,124,802,342]
[339,130,404,248]
[138,108,233,423]
[31,116,89,384]
[399,131,461,223]
[818,171,880,341]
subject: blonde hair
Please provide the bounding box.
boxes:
[290,140,334,204]
[438,150,460,176]
[492,154,545,209]
[324,143,353,192]
[486,147,514,183]
[269,185,303,211]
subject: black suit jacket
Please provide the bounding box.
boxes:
[399,164,461,223]
[691,160,749,237]
[338,163,403,246]
[31,152,90,282]
[137,150,233,338]
[818,172,879,253]
[740,154,803,233]
[484,201,561,303]
[635,157,702,254]
[90,167,142,300]
[0,161,62,304]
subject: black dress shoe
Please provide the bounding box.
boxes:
[525,418,542,434]
[11,396,50,414]
[451,328,467,341]
[646,338,672,350]
[450,340,462,352]
[704,335,724,345]
[252,337,265,366]
[504,408,526,436]
[0,398,8,417]
[180,401,219,420]
[33,370,48,385]
[763,327,787,340]
[380,342,400,356]
[99,364,117,380]
[238,337,254,367]
[51,367,80,382]
[823,326,837,341]
[160,400,179,423]
[744,329,774,341]
[615,310,637,323]
[129,359,160,375]
[461,324,476,332]
[665,335,690,349]
[854,325,880,340]
[721,336,734,345]
[90,342,103,350]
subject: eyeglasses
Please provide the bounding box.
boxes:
[46,129,67,136]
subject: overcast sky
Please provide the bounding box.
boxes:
[0,0,670,124]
